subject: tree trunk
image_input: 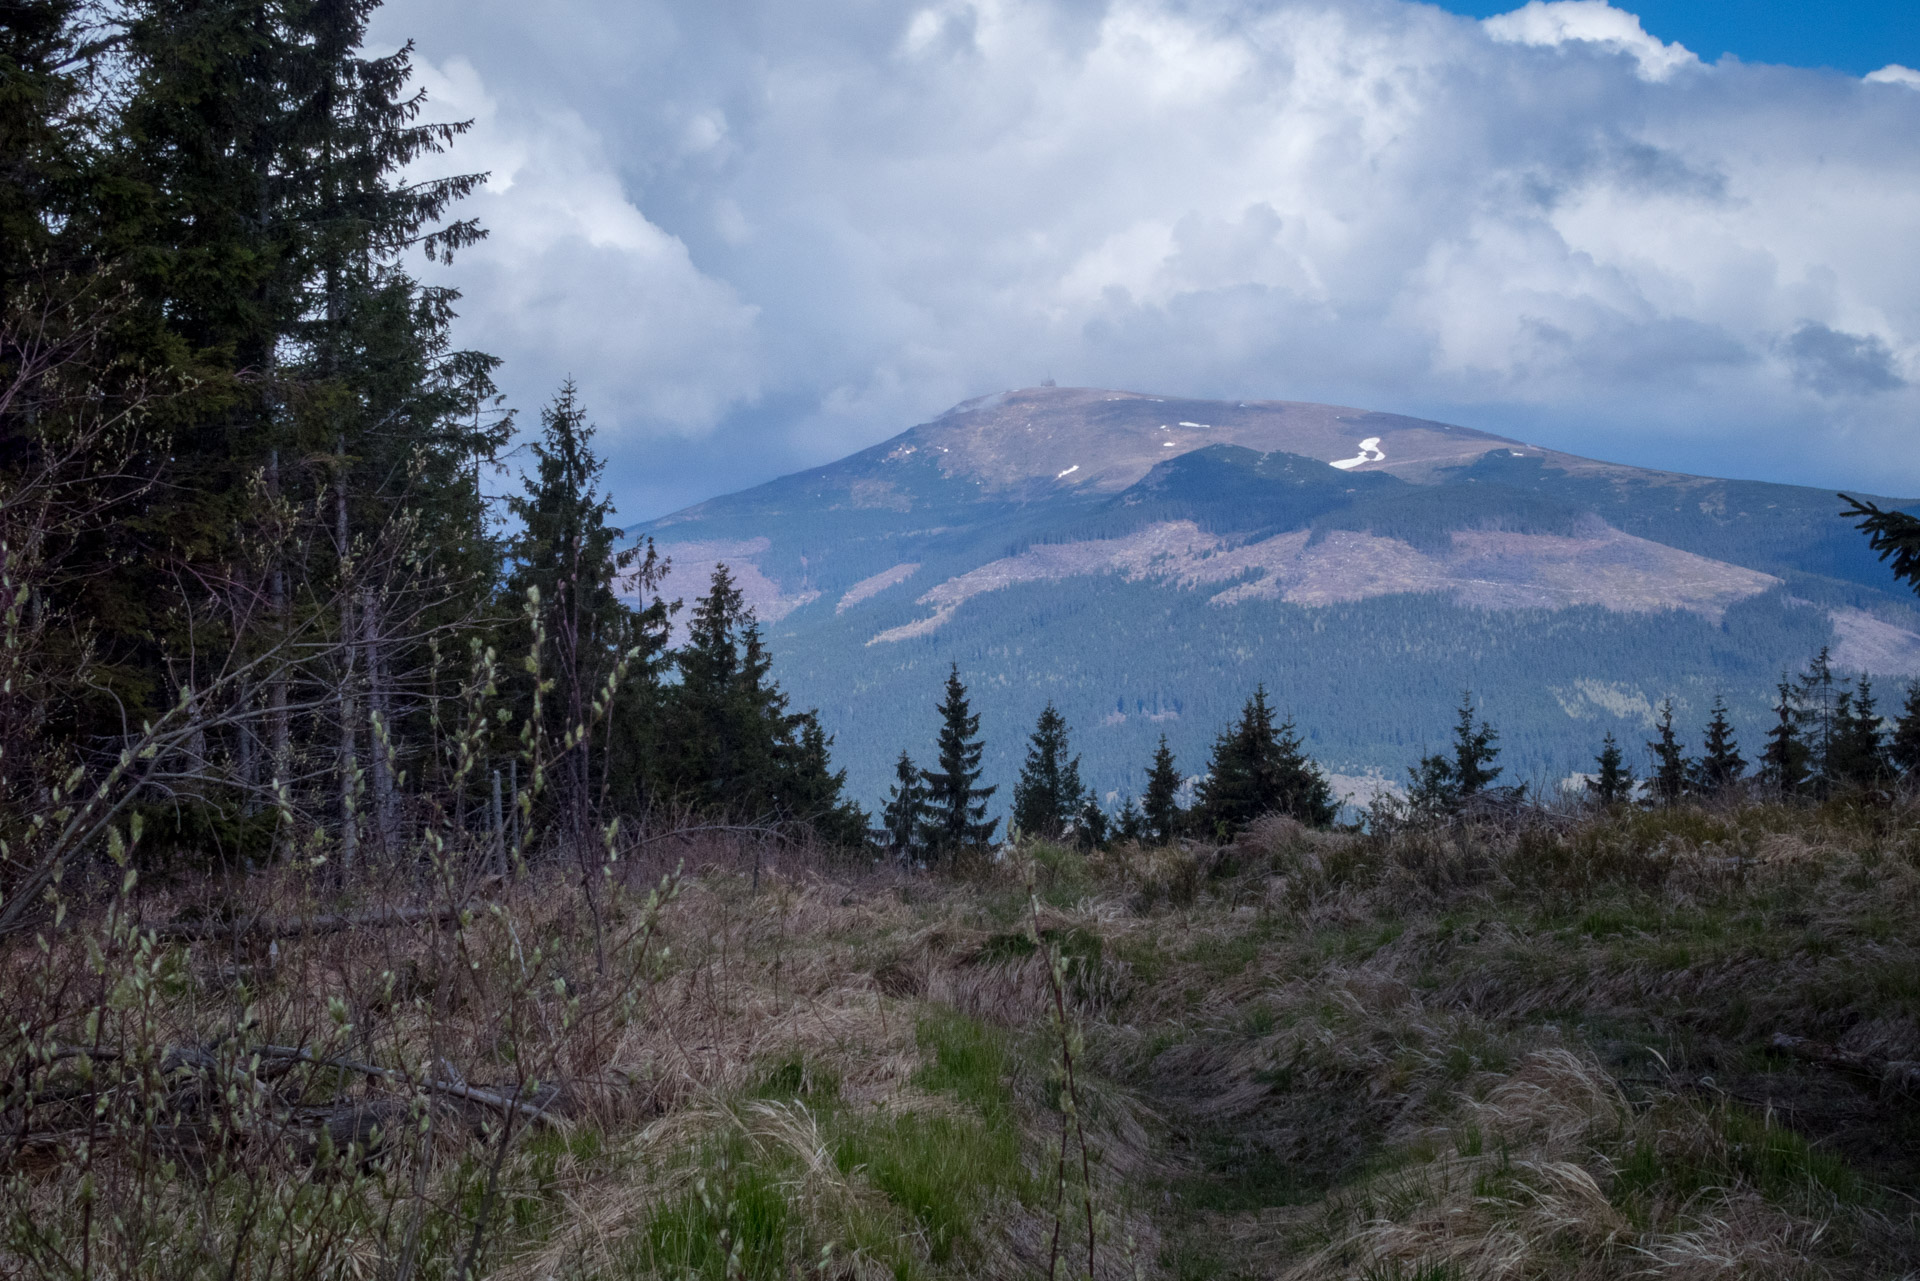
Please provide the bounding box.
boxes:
[362,585,397,855]
[335,440,358,872]
[266,449,291,857]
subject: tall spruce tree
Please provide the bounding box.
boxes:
[881,751,926,858]
[1891,682,1920,778]
[919,665,997,855]
[507,382,641,841]
[1142,735,1183,844]
[1410,692,1506,815]
[665,567,788,816]
[1829,677,1889,789]
[1758,678,1810,795]
[1691,697,1746,794]
[1795,648,1840,796]
[1115,796,1146,843]
[1011,702,1085,840]
[1197,686,1334,836]
[1591,733,1634,806]
[1646,700,1689,806]
[92,0,505,861]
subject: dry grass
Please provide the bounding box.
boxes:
[7,799,1920,1278]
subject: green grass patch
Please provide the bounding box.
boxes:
[637,1155,789,1281]
[1612,1104,1867,1217]
[834,1112,1026,1263]
[912,1009,1012,1120]
[754,1053,841,1102]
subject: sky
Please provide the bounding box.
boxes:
[366,0,1920,521]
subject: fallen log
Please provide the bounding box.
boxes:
[252,1045,562,1128]
[1769,1032,1920,1095]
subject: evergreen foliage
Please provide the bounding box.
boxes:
[1196,686,1335,835]
[1829,678,1889,789]
[1758,679,1811,795]
[1075,797,1108,850]
[881,751,926,858]
[1891,683,1920,779]
[1646,700,1689,806]
[1142,735,1183,844]
[508,383,646,836]
[657,565,864,835]
[919,665,998,855]
[1692,697,1747,794]
[1794,647,1841,797]
[1115,796,1145,843]
[1011,702,1085,840]
[1591,733,1634,806]
[1409,692,1510,815]
[0,0,874,865]
[1841,494,1920,593]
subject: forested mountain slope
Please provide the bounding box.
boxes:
[628,387,1920,809]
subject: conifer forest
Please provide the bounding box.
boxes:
[7,4,1920,1279]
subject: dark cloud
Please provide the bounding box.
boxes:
[1785,322,1907,397]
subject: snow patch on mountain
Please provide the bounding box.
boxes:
[1330,437,1385,470]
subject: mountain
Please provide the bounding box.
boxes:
[626,387,1920,813]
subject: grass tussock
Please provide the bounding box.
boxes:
[8,801,1920,1278]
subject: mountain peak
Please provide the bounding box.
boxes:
[904,386,1544,495]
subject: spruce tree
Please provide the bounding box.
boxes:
[1075,798,1108,850]
[1011,701,1085,840]
[1410,692,1506,815]
[1197,686,1334,836]
[507,382,640,840]
[919,665,997,856]
[1829,677,1889,789]
[780,716,868,846]
[1691,697,1746,794]
[1891,682,1920,778]
[1795,648,1839,796]
[1841,495,1920,594]
[1450,691,1502,799]
[1591,733,1634,806]
[662,566,856,830]
[1116,796,1145,843]
[1758,679,1810,796]
[881,751,926,858]
[1142,735,1183,844]
[1645,699,1689,806]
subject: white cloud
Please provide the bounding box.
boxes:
[1482,1,1699,81]
[1866,64,1920,89]
[373,0,1920,513]
[407,55,761,438]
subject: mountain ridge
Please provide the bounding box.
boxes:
[627,387,1920,811]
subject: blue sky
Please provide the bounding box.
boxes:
[375,0,1920,518]
[1438,0,1918,75]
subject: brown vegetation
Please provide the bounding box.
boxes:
[7,799,1920,1278]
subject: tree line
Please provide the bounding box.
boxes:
[0,0,862,911]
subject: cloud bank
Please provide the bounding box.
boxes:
[374,0,1920,516]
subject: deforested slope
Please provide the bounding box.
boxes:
[629,387,1920,809]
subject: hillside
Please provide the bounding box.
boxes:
[628,387,1920,811]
